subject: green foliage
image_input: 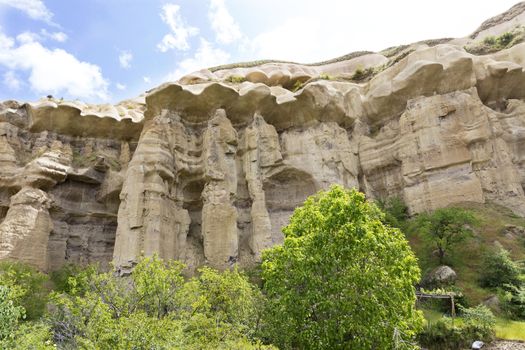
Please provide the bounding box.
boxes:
[319,72,334,80]
[225,75,246,83]
[351,67,376,82]
[465,26,525,54]
[497,32,515,47]
[261,185,423,349]
[48,255,270,349]
[50,263,98,296]
[416,207,477,265]
[460,304,496,338]
[483,36,496,45]
[376,196,409,228]
[500,283,525,319]
[181,266,264,339]
[291,79,305,92]
[479,243,523,289]
[0,285,25,341]
[4,321,56,350]
[419,305,495,350]
[0,261,49,320]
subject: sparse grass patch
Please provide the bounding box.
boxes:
[225,75,246,84]
[465,26,525,55]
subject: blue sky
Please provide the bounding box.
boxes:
[0,0,520,103]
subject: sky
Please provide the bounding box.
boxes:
[0,0,521,103]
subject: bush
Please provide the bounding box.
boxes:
[497,32,514,47]
[262,185,423,349]
[376,196,409,228]
[500,283,525,319]
[419,305,495,350]
[0,261,49,320]
[3,321,56,350]
[50,263,98,296]
[0,285,25,341]
[48,255,270,349]
[479,244,522,288]
[181,266,264,340]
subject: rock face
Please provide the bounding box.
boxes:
[422,266,457,288]
[3,4,525,272]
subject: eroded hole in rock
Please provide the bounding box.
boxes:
[263,168,316,243]
[182,179,205,239]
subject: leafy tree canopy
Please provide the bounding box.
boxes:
[261,185,423,350]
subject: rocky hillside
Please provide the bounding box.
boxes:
[2,3,525,274]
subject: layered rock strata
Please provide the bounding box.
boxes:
[3,4,525,272]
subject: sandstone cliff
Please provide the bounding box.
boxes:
[3,3,525,272]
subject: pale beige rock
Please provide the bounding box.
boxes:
[0,187,52,270]
[201,110,239,269]
[4,4,525,273]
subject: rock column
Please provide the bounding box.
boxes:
[201,109,239,269]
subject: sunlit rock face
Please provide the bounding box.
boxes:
[3,4,525,272]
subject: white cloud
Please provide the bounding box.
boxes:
[157,3,198,52]
[3,71,22,91]
[168,38,229,80]
[16,31,40,44]
[0,0,55,25]
[0,31,109,101]
[41,29,67,42]
[15,30,67,44]
[119,50,133,69]
[116,83,126,90]
[208,0,242,45]
[143,76,151,84]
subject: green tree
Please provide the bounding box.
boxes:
[416,207,477,264]
[261,185,423,350]
[479,243,522,288]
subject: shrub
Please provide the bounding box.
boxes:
[4,322,56,350]
[180,266,264,340]
[483,36,496,45]
[48,255,270,349]
[376,196,409,228]
[479,244,522,288]
[262,185,423,349]
[497,32,514,47]
[0,285,25,341]
[500,283,525,319]
[0,261,49,320]
[419,305,495,350]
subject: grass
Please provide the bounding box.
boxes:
[465,26,525,55]
[405,201,525,305]
[496,318,525,340]
[410,202,525,341]
[422,309,525,340]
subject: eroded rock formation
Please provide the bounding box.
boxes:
[3,4,525,272]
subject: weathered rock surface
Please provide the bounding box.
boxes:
[422,266,457,288]
[3,4,525,272]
